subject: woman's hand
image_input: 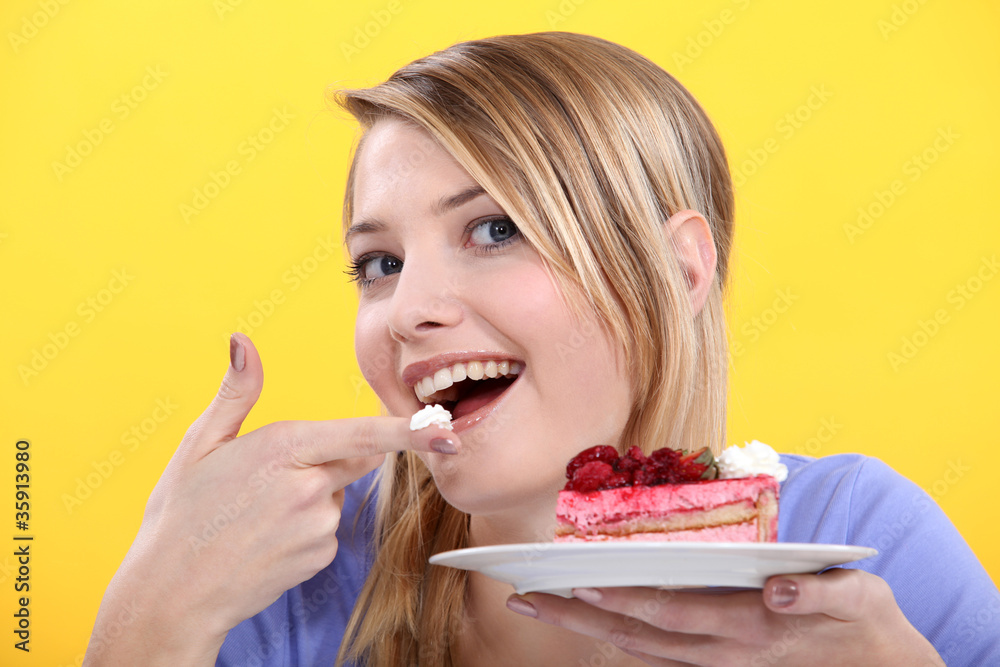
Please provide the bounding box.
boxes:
[85,333,458,666]
[506,568,944,666]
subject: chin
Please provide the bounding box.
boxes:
[420,451,504,514]
[422,450,562,524]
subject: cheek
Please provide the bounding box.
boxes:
[532,296,630,439]
[482,260,565,340]
[500,268,615,383]
[354,305,395,395]
[485,261,630,432]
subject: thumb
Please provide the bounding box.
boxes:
[186,332,264,455]
[763,568,883,622]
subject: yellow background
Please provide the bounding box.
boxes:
[2,0,997,663]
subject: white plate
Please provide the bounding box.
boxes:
[429,542,877,596]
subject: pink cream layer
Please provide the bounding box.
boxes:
[557,475,778,538]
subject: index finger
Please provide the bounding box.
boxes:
[288,416,461,466]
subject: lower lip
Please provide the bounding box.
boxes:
[450,375,520,435]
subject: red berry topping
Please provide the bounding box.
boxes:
[605,470,632,489]
[565,445,620,479]
[649,448,681,466]
[566,461,615,492]
[614,446,647,474]
[562,445,718,491]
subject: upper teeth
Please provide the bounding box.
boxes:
[414,359,522,404]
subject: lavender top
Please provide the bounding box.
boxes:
[217,454,1000,666]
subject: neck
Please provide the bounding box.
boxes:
[453,571,642,667]
[466,486,561,547]
[452,497,642,667]
[467,512,551,548]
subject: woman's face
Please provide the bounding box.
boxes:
[348,118,632,518]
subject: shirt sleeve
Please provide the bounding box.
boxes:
[779,454,1000,666]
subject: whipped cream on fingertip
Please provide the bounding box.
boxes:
[717,440,788,482]
[409,404,454,431]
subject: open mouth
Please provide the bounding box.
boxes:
[413,359,522,421]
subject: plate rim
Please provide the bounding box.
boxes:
[429,542,878,594]
[430,541,878,564]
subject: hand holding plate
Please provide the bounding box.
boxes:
[507,568,944,665]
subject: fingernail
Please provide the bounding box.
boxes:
[506,596,537,618]
[229,334,245,372]
[431,438,457,455]
[770,579,798,608]
[573,587,603,604]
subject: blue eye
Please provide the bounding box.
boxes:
[347,215,520,287]
[347,253,402,285]
[469,216,519,246]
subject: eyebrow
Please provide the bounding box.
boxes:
[345,185,488,244]
[344,219,384,244]
[433,185,487,216]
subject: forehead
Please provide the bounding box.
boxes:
[352,119,474,212]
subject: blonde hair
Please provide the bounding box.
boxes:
[332,32,735,666]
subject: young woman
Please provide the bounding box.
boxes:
[86,32,998,666]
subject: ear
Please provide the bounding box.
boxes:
[664,209,718,316]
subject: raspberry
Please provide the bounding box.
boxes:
[614,446,647,474]
[565,445,619,479]
[635,448,686,485]
[566,461,614,493]
[634,464,680,486]
[626,446,647,462]
[605,470,632,489]
[648,448,681,467]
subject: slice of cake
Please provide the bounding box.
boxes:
[555,442,785,543]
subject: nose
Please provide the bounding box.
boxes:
[387,255,464,343]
